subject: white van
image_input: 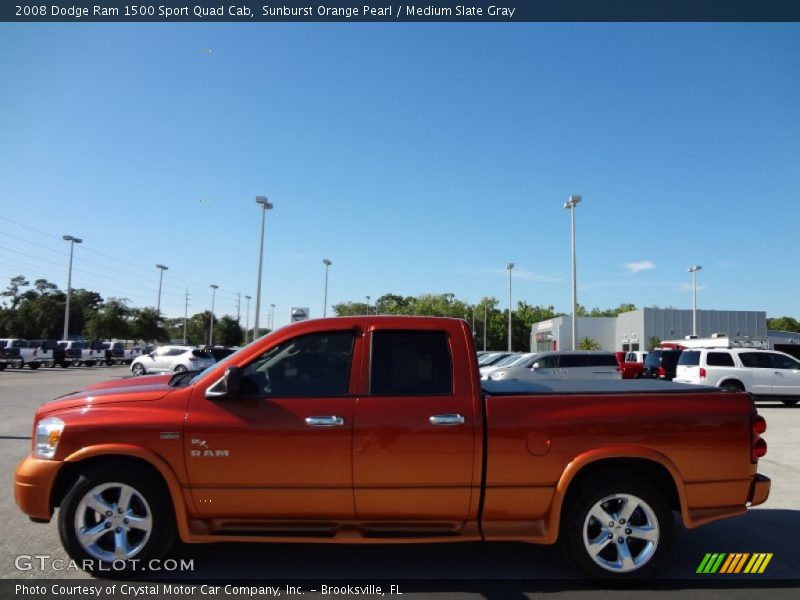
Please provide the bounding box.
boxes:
[489,351,621,382]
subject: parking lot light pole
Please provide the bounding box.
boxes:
[269,303,275,330]
[155,264,168,315]
[564,195,582,350]
[322,259,332,317]
[245,295,252,343]
[209,284,218,346]
[688,265,703,336]
[506,262,514,351]
[366,295,371,316]
[254,196,274,340]
[62,235,82,340]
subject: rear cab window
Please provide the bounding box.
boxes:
[678,351,700,366]
[370,330,452,395]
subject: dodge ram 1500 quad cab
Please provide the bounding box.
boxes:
[14,317,770,581]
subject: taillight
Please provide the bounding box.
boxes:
[751,414,767,463]
[699,367,706,379]
[657,367,666,378]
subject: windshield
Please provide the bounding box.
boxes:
[492,353,521,367]
[184,333,273,386]
[508,353,536,366]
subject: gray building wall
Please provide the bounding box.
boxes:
[531,309,768,352]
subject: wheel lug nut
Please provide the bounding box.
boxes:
[105,522,111,528]
[618,537,624,544]
[117,508,123,514]
[115,527,122,533]
[123,518,129,524]
[105,511,112,516]
[619,518,626,524]
[625,528,632,535]
[608,521,614,527]
[607,533,613,539]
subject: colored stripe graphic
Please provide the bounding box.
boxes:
[699,552,772,574]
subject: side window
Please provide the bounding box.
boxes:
[739,352,772,369]
[770,353,800,370]
[538,355,559,368]
[241,331,355,398]
[587,354,618,367]
[371,330,452,395]
[706,352,735,367]
[560,354,588,367]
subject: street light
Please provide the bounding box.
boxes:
[209,284,218,346]
[254,195,274,341]
[155,264,168,315]
[506,262,514,351]
[62,235,83,340]
[244,295,252,343]
[366,295,371,316]
[688,265,703,336]
[269,303,275,330]
[564,194,582,350]
[322,259,332,317]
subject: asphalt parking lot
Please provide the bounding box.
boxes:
[0,367,798,598]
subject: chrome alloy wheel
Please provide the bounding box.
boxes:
[73,482,153,562]
[582,492,659,573]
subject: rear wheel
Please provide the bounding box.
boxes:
[84,360,96,367]
[720,380,745,393]
[174,365,188,373]
[29,362,41,370]
[560,474,673,581]
[58,464,175,572]
[60,361,70,368]
[132,363,146,376]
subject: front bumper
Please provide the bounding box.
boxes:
[14,456,63,521]
[748,473,771,507]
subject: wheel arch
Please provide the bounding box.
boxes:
[53,445,191,541]
[548,447,687,543]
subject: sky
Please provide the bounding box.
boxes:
[1,23,799,328]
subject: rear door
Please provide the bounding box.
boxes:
[738,352,774,395]
[768,352,800,396]
[558,353,588,379]
[586,354,621,379]
[353,326,477,526]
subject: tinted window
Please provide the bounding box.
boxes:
[0,341,6,348]
[371,331,452,395]
[678,351,700,366]
[625,352,637,362]
[739,352,772,368]
[191,349,212,358]
[71,342,85,350]
[12,340,28,348]
[706,352,735,367]
[660,351,682,368]
[538,355,559,368]
[242,331,355,397]
[559,354,587,367]
[644,351,662,367]
[770,353,800,370]
[587,354,619,367]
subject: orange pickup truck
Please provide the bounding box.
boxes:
[14,316,770,581]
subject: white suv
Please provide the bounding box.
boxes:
[130,346,215,376]
[674,348,800,407]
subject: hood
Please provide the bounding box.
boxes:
[41,380,176,415]
[84,374,171,391]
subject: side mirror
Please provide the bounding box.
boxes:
[531,362,540,370]
[206,366,242,399]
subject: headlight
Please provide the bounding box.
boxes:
[34,417,64,459]
[490,370,507,380]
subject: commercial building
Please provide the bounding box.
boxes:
[531,308,767,353]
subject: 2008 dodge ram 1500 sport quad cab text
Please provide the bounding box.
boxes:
[14,317,770,581]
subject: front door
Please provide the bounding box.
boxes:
[769,352,800,396]
[185,329,360,522]
[353,329,476,526]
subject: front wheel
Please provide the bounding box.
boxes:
[57,464,175,572]
[174,365,188,373]
[560,474,673,581]
[132,363,146,376]
[29,362,41,370]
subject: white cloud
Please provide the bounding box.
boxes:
[624,260,656,274]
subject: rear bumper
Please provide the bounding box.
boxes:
[14,456,63,521]
[748,473,771,507]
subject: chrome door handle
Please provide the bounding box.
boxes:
[305,416,344,427]
[429,414,466,426]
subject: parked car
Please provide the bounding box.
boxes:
[479,352,523,379]
[490,350,621,381]
[58,340,104,367]
[130,346,216,375]
[14,316,769,581]
[477,351,514,367]
[674,348,800,406]
[97,341,126,366]
[0,338,39,369]
[618,350,648,379]
[481,352,538,380]
[124,346,144,364]
[641,349,683,381]
[32,340,72,368]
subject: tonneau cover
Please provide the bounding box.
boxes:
[482,378,724,395]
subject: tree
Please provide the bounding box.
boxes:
[647,335,662,351]
[767,316,800,333]
[214,315,244,346]
[130,307,168,342]
[1,275,29,309]
[85,298,132,340]
[578,336,601,350]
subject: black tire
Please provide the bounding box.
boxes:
[174,365,188,373]
[781,399,799,407]
[560,474,673,581]
[105,358,114,366]
[84,361,96,368]
[720,380,745,393]
[0,363,6,371]
[60,361,70,368]
[132,363,146,376]
[29,362,41,370]
[57,463,176,573]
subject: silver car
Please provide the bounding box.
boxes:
[130,346,215,376]
[489,351,621,381]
